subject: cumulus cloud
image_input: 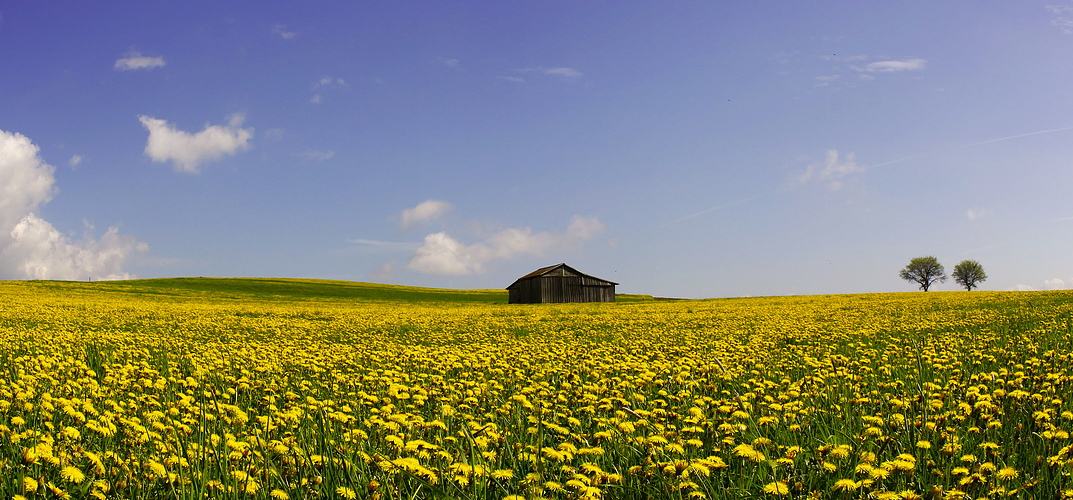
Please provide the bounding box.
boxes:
[399,200,452,229]
[1044,278,1068,290]
[799,149,864,190]
[0,130,145,280]
[115,51,165,71]
[139,114,253,173]
[859,58,927,73]
[407,215,605,275]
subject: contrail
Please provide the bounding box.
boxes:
[672,126,1072,224]
[963,126,1073,148]
[671,188,787,225]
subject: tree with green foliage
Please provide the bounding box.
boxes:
[952,260,987,291]
[899,256,946,291]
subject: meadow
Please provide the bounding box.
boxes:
[1,278,1072,499]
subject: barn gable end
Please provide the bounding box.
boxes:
[507,263,617,304]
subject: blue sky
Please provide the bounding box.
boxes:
[3,2,1073,298]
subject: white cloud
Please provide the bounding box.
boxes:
[310,77,346,104]
[814,75,840,87]
[859,58,927,73]
[114,51,165,71]
[1048,3,1073,33]
[0,129,145,280]
[499,76,526,83]
[439,58,460,68]
[518,67,584,79]
[967,207,990,221]
[313,77,346,89]
[369,261,396,282]
[544,67,582,78]
[68,154,82,168]
[799,149,864,190]
[305,150,334,161]
[1011,284,1037,291]
[399,200,452,229]
[407,215,605,275]
[272,24,298,39]
[348,239,420,252]
[1044,278,1068,290]
[0,131,55,232]
[139,114,253,174]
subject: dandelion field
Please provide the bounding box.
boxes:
[2,279,1073,499]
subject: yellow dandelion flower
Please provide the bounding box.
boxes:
[832,478,859,491]
[733,443,765,462]
[491,469,514,480]
[270,489,290,500]
[23,477,38,493]
[336,486,356,500]
[147,460,167,478]
[763,481,790,495]
[60,465,86,484]
[996,466,1018,480]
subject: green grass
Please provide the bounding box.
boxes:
[8,277,654,305]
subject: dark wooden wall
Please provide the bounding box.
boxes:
[508,276,615,304]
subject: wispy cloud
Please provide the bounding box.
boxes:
[347,239,420,252]
[368,261,396,281]
[1047,3,1073,34]
[967,208,990,221]
[272,24,298,39]
[399,200,451,229]
[814,75,840,87]
[304,150,334,161]
[438,58,460,68]
[499,76,526,83]
[407,215,604,275]
[544,67,582,78]
[115,51,165,71]
[139,113,253,174]
[809,55,926,90]
[68,154,83,168]
[518,67,584,79]
[799,149,864,190]
[310,77,346,104]
[857,58,927,73]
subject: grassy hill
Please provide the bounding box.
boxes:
[10,277,655,304]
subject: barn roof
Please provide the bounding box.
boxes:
[506,263,618,289]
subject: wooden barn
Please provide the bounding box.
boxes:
[507,263,617,304]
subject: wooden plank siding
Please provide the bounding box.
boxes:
[506,263,616,304]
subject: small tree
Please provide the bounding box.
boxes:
[952,260,987,291]
[899,256,946,291]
